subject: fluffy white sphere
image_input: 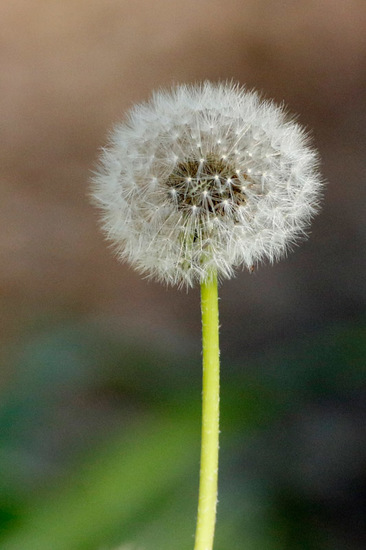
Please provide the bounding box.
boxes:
[92,82,322,287]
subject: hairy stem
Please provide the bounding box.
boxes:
[194,272,220,550]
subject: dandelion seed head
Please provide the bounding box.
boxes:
[92,82,323,287]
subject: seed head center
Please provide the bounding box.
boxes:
[166,156,247,216]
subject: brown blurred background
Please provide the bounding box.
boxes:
[0,1,365,549]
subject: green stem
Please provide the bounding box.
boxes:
[194,271,220,550]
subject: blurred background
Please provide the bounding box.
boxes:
[1,1,365,549]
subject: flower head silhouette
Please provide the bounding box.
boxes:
[93,82,322,286]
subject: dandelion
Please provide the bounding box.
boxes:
[92,82,322,550]
[93,82,321,288]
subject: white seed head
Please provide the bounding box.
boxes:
[92,82,323,287]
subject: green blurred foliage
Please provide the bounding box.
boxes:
[0,318,365,549]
